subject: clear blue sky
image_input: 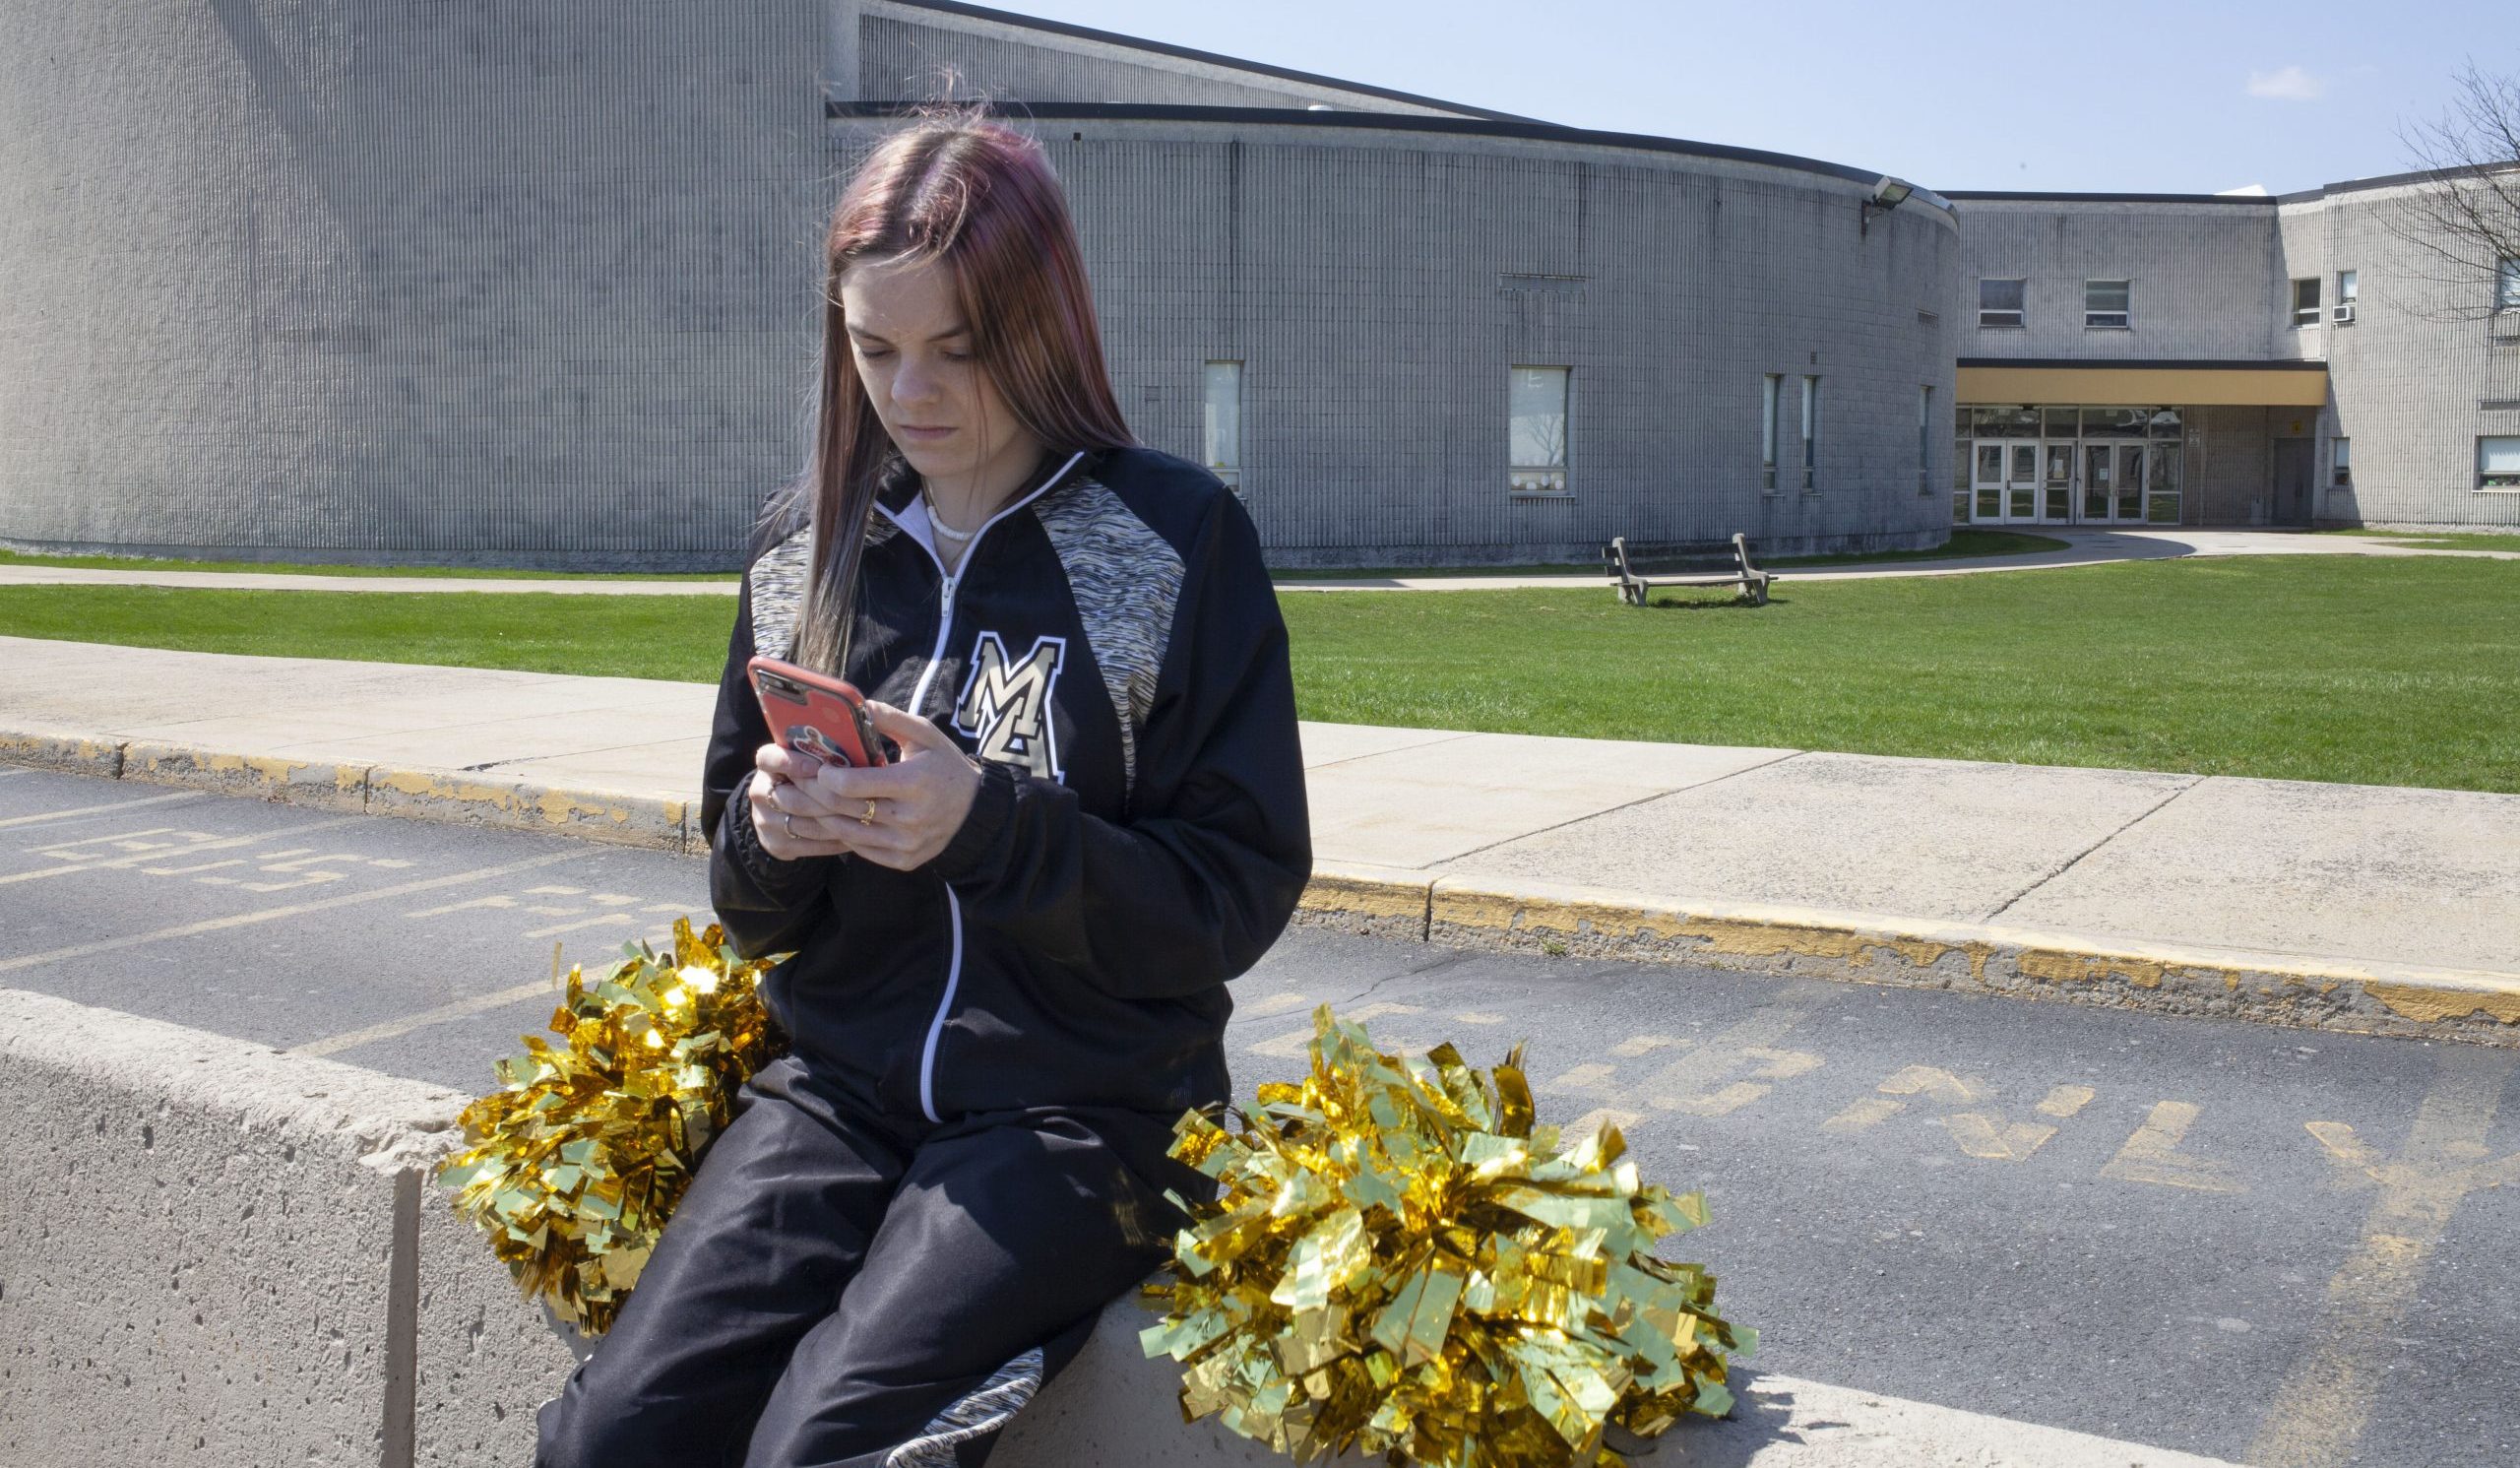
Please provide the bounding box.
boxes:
[1001,0,2520,195]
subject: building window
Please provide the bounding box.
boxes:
[1918,385,1934,494]
[1507,365,1569,494]
[1978,278,2026,328]
[2482,436,2520,490]
[1759,375,1781,492]
[2331,437,2352,489]
[2498,258,2520,313]
[2334,270,2359,324]
[1202,360,1242,499]
[2292,278,2321,327]
[1799,375,1821,491]
[2084,280,2131,329]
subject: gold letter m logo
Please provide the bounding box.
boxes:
[953,631,1066,781]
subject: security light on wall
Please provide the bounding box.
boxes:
[1860,176,1914,236]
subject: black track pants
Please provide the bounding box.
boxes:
[534,1054,1194,1468]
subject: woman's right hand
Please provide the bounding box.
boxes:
[746,742,862,861]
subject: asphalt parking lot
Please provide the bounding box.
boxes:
[3,764,2512,1467]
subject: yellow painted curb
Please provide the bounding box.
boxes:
[365,765,687,852]
[0,726,125,778]
[122,739,368,811]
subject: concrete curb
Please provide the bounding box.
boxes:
[1292,866,2520,1045]
[11,726,2516,1046]
[1,724,689,854]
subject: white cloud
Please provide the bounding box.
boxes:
[2246,66,2325,101]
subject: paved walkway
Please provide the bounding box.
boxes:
[4,529,2510,598]
[3,635,2513,996]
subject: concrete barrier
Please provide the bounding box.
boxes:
[1,987,2247,1466]
[0,988,569,1468]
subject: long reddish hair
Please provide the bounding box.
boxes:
[782,104,1134,673]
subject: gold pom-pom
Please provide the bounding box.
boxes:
[1141,1006,1752,1467]
[435,917,783,1336]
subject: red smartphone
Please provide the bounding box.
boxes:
[747,656,889,770]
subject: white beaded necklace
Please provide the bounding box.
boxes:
[919,479,977,544]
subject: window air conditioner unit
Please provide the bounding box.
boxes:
[2333,302,2357,324]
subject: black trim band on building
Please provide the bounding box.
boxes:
[826,98,1952,208]
[1958,357,2330,371]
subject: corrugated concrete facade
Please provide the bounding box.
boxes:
[0,0,832,569]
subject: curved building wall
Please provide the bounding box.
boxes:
[2278,183,2520,531]
[970,119,1958,563]
[0,0,1955,568]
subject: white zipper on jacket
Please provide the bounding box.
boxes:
[886,450,1085,1123]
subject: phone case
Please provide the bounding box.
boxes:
[747,655,889,769]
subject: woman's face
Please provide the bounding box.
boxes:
[838,254,1044,502]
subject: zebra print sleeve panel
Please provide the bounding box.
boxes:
[1031,475,1186,796]
[746,516,899,664]
[746,526,813,663]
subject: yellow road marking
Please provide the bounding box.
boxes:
[292,980,561,1058]
[408,894,519,919]
[1823,1065,2087,1162]
[1656,1047,1822,1117]
[3,818,363,885]
[524,913,638,939]
[1631,987,1831,1119]
[1452,1011,1505,1024]
[0,852,578,973]
[1821,1096,1903,1133]
[1238,990,1313,1019]
[0,792,203,828]
[1610,1033,1680,1058]
[1563,1107,1644,1148]
[2248,1048,2520,1467]
[1545,1061,1619,1093]
[2103,1102,2243,1194]
[1245,1001,1424,1057]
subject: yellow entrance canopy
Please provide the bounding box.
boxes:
[1956,359,2328,408]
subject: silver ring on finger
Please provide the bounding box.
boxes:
[782,810,797,839]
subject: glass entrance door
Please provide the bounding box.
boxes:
[2041,443,2075,522]
[1972,442,2004,522]
[2003,440,2039,521]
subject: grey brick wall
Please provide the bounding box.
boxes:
[983,122,1958,564]
[0,0,829,568]
[2278,185,2520,531]
[0,0,1955,568]
[1951,199,2284,360]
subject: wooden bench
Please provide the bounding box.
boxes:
[1603,533,1775,606]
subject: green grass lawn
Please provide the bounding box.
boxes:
[0,547,735,581]
[0,556,2511,791]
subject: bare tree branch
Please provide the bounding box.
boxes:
[2385,62,2520,323]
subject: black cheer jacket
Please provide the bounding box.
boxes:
[699,444,1312,1123]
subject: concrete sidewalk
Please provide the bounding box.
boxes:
[4,633,2517,1042]
[8,528,2512,598]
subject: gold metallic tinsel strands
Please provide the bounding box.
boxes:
[1140,1006,1753,1468]
[436,918,782,1336]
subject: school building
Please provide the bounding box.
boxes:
[0,0,2513,569]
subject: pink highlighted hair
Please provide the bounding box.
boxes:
[784,103,1134,673]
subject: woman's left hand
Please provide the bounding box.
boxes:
[798,700,985,871]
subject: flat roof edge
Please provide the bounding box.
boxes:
[864,0,1546,125]
[1943,190,2277,206]
[826,98,1952,210]
[1960,357,2328,371]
